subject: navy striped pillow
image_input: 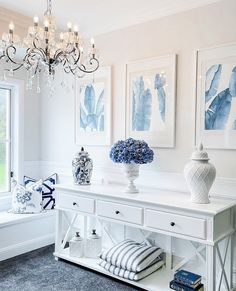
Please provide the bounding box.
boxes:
[100,239,163,272]
[99,257,164,281]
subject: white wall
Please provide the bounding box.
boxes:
[40,0,236,191]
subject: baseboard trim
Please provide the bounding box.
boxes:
[0,233,55,262]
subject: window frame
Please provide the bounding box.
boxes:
[0,79,24,210]
[0,86,12,193]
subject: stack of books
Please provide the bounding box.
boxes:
[170,270,204,291]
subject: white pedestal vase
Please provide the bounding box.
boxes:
[184,143,216,204]
[123,163,140,193]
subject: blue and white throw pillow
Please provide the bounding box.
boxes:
[24,173,57,210]
[11,180,43,214]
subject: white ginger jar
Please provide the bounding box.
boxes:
[184,143,216,204]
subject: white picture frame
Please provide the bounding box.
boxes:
[126,54,176,148]
[75,66,111,146]
[196,43,236,149]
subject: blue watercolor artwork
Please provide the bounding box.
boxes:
[205,65,236,130]
[132,76,152,131]
[154,73,166,122]
[132,73,167,132]
[80,83,105,132]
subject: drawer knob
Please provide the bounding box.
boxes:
[170,222,175,227]
[115,210,120,215]
[73,202,78,206]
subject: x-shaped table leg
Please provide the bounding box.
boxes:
[216,237,230,291]
[61,212,79,250]
[172,241,205,272]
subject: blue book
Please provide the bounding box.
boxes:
[174,270,202,285]
[170,280,204,291]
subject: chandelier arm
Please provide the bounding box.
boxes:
[3,64,24,72]
[72,50,81,65]
[54,49,66,61]
[5,45,24,66]
[65,44,76,55]
[64,52,80,67]
[0,53,6,60]
[76,57,99,74]
[33,37,41,49]
[63,65,72,74]
[30,39,48,63]
[25,47,47,64]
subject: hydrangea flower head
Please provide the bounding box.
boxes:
[109,137,154,164]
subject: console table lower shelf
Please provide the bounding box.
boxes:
[53,248,173,291]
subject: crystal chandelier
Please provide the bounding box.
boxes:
[0,0,99,92]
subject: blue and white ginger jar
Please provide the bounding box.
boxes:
[72,147,93,185]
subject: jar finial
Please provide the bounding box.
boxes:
[198,142,203,151]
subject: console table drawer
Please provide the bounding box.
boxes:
[145,209,206,239]
[58,194,94,214]
[97,200,142,225]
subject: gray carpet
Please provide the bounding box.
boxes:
[0,245,142,291]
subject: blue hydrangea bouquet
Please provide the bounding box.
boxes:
[109,138,154,193]
[109,137,154,164]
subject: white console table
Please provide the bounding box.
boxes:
[54,183,235,291]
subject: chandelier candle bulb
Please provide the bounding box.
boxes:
[9,22,14,33]
[67,22,72,32]
[60,33,64,41]
[33,16,39,26]
[44,20,49,31]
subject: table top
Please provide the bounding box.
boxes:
[55,183,235,216]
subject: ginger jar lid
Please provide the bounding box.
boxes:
[79,147,88,156]
[191,143,209,161]
[74,147,89,159]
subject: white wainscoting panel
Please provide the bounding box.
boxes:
[0,211,55,261]
[27,160,236,200]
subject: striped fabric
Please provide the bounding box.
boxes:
[100,239,163,273]
[99,257,164,281]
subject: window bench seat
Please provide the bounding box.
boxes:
[0,210,55,261]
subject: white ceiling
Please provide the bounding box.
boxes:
[0,0,221,37]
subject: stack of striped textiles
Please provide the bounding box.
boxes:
[99,239,164,281]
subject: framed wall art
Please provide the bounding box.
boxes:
[196,43,236,149]
[75,66,111,145]
[126,54,176,148]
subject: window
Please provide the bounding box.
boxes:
[0,87,11,193]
